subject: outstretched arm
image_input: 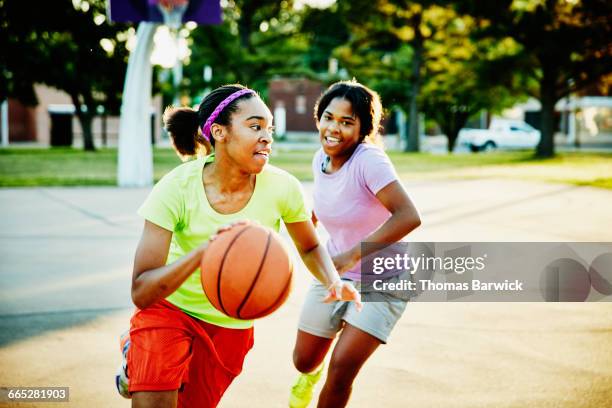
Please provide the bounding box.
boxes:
[285,220,361,307]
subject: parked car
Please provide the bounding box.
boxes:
[457,119,541,152]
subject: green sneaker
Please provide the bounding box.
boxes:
[289,364,325,408]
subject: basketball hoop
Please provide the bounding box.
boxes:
[150,0,189,30]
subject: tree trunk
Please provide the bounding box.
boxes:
[70,93,95,151]
[446,129,459,152]
[405,12,423,152]
[536,63,558,158]
[102,113,107,147]
[406,76,420,152]
[237,13,253,53]
[80,113,95,151]
[442,110,470,152]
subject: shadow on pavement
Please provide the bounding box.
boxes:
[0,307,130,347]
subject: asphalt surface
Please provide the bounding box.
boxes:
[1,179,611,407]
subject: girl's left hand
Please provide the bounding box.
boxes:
[323,280,363,312]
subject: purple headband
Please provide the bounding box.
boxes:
[201,89,256,141]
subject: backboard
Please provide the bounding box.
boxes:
[107,0,222,25]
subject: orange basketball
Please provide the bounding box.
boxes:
[200,222,293,320]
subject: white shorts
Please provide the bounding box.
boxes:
[297,277,408,344]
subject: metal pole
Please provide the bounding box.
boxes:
[173,52,183,106]
[159,4,187,107]
[117,22,157,187]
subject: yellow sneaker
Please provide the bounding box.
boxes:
[289,364,325,408]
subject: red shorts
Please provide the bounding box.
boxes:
[127,299,254,407]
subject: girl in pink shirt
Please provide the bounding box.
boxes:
[289,81,421,408]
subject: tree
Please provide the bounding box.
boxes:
[298,3,350,74]
[183,0,311,99]
[336,1,506,152]
[335,0,451,152]
[1,0,131,150]
[451,0,612,157]
[420,11,534,151]
[334,1,529,152]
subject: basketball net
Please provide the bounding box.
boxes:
[151,0,189,104]
[155,0,189,30]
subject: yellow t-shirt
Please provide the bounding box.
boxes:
[137,155,310,328]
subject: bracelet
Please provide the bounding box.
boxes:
[327,278,341,291]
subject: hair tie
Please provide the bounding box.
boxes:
[201,89,256,141]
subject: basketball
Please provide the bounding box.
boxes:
[200,222,293,320]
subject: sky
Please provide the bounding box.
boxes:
[294,0,336,9]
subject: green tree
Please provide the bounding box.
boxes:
[183,0,311,100]
[452,0,612,157]
[334,1,529,152]
[1,0,130,150]
[298,3,350,74]
[337,0,465,152]
[420,11,534,151]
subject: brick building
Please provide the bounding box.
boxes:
[268,78,323,136]
[2,84,162,147]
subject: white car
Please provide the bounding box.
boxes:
[457,119,541,152]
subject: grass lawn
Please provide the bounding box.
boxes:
[0,147,611,189]
[0,147,183,187]
[275,149,612,189]
[388,151,612,190]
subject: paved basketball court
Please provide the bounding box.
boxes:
[1,179,611,407]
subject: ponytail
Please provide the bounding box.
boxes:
[163,84,256,160]
[163,106,211,158]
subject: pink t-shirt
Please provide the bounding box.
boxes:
[312,143,400,281]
